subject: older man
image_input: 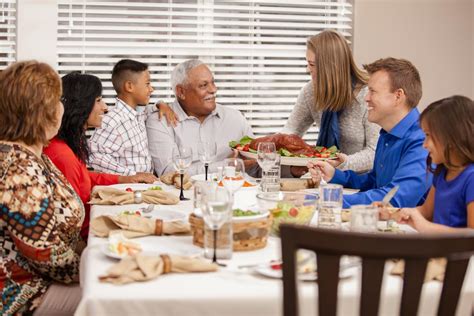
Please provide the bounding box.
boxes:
[147,59,255,176]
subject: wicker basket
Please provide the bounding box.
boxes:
[188,213,272,251]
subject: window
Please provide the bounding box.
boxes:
[57,0,353,140]
[0,0,16,70]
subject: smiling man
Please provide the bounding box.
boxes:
[308,57,432,208]
[147,59,255,176]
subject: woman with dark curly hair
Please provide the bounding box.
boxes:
[44,72,155,240]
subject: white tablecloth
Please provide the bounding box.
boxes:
[75,184,474,316]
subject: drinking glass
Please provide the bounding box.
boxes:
[350,205,378,233]
[318,183,343,229]
[221,158,245,197]
[200,183,233,264]
[198,140,217,181]
[256,142,278,172]
[172,146,193,201]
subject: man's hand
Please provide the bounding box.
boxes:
[119,172,158,184]
[289,166,308,178]
[156,101,178,127]
[327,153,348,168]
[230,149,257,171]
[307,161,335,183]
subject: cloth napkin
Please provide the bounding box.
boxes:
[89,188,179,205]
[279,179,318,191]
[160,172,192,190]
[91,214,190,238]
[99,254,218,284]
[390,258,447,281]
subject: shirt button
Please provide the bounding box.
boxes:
[380,164,383,168]
[385,143,388,146]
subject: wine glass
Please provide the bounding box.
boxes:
[172,146,193,201]
[198,140,217,181]
[200,183,232,265]
[221,158,245,197]
[257,142,278,172]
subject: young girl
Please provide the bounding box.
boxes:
[389,95,474,232]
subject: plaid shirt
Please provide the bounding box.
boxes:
[89,99,153,175]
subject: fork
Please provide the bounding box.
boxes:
[140,205,154,213]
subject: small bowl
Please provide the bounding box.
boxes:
[256,191,318,235]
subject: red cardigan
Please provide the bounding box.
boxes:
[44,137,119,240]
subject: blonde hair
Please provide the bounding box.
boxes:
[0,61,62,145]
[307,30,368,112]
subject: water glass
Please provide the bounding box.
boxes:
[350,205,378,233]
[260,155,281,193]
[317,183,343,229]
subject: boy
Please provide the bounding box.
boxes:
[89,59,157,180]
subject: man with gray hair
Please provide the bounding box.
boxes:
[146,59,255,176]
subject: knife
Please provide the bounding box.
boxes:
[382,185,399,205]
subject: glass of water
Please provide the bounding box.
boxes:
[350,205,378,233]
[318,183,343,229]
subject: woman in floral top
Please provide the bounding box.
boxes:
[0,61,83,315]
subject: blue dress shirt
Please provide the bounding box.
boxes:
[331,108,432,208]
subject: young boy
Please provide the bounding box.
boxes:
[89,59,157,179]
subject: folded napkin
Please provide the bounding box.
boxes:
[390,258,447,282]
[99,254,218,284]
[91,214,190,238]
[89,188,179,205]
[160,172,192,190]
[280,179,318,191]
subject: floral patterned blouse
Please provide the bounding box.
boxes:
[0,142,84,315]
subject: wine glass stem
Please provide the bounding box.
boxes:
[213,229,217,263]
[179,172,185,200]
[205,163,209,181]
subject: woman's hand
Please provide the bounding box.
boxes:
[118,172,158,184]
[289,166,308,178]
[156,101,178,127]
[307,161,335,183]
[327,153,347,168]
[396,208,432,232]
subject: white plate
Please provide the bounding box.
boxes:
[149,208,187,222]
[107,183,166,191]
[239,151,337,167]
[193,208,270,223]
[255,260,359,281]
[101,243,142,260]
[190,174,258,190]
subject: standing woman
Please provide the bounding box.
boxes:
[44,72,156,240]
[0,61,82,315]
[283,30,380,175]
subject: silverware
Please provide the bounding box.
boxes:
[141,205,154,213]
[382,185,399,205]
[382,186,399,229]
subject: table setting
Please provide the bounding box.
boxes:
[76,160,474,316]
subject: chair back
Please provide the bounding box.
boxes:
[280,224,474,316]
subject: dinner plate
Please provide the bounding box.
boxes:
[101,243,140,259]
[190,174,257,190]
[193,208,270,223]
[238,150,337,167]
[254,257,359,281]
[108,183,166,191]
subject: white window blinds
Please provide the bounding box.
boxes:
[57,0,353,140]
[0,0,16,70]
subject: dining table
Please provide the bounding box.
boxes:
[75,181,474,316]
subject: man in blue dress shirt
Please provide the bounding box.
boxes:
[308,57,432,208]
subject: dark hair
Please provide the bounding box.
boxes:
[58,72,102,163]
[0,60,61,145]
[363,57,422,108]
[111,59,148,94]
[420,95,474,174]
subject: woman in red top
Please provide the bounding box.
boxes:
[44,72,157,240]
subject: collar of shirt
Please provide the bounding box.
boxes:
[381,107,420,139]
[171,99,221,123]
[116,98,139,120]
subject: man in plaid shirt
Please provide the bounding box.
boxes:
[89,59,157,179]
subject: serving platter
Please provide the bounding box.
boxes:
[238,150,337,167]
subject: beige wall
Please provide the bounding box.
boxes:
[353,0,473,110]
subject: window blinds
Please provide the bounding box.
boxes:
[0,0,16,70]
[57,0,353,140]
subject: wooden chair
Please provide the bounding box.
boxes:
[280,224,474,316]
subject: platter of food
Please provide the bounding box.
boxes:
[229,134,339,166]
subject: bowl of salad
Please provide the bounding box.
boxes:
[256,191,318,236]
